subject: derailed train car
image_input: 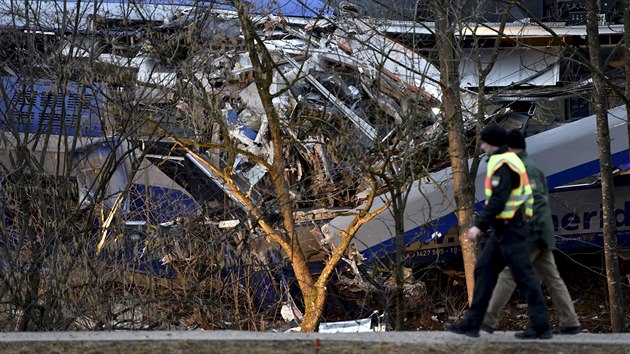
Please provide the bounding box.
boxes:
[323,106,630,267]
[0,1,429,315]
[0,73,288,312]
[0,76,199,264]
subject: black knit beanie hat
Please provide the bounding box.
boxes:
[480,124,507,147]
[507,129,526,150]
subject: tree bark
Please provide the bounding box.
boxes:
[585,0,626,332]
[435,0,477,304]
[393,190,406,330]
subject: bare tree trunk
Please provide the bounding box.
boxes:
[435,0,477,304]
[230,6,320,331]
[234,6,388,332]
[585,0,626,332]
[393,190,406,330]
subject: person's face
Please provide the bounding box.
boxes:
[480,141,498,154]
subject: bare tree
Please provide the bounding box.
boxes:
[585,0,625,333]
[432,0,478,304]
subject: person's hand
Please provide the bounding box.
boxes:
[467,226,481,242]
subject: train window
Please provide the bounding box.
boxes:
[567,96,592,121]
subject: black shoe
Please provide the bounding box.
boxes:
[515,327,553,340]
[444,322,480,338]
[480,323,495,334]
[552,326,582,335]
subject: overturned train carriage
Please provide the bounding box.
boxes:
[0,76,264,276]
[0,74,292,317]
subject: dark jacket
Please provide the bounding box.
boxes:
[475,145,522,232]
[517,151,556,251]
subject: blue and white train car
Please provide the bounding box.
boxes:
[0,75,202,224]
[323,105,630,264]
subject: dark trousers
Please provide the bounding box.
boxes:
[461,223,550,332]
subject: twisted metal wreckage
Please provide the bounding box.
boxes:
[126,3,456,310]
[3,0,630,331]
[0,0,462,327]
[1,4,483,261]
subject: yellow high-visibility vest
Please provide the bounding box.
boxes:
[484,152,533,219]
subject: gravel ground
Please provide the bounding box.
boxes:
[1,330,630,354]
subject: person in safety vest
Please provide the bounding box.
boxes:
[481,129,581,335]
[444,124,552,339]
